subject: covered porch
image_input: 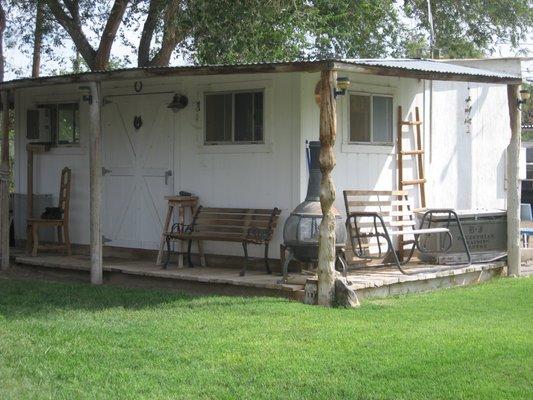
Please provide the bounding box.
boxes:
[0,59,526,306]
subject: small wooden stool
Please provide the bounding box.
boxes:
[156,196,206,267]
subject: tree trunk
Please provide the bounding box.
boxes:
[317,69,337,306]
[506,84,522,276]
[88,82,103,284]
[32,0,45,78]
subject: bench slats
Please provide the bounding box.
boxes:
[167,206,280,245]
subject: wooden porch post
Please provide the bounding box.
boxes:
[317,69,337,306]
[1,90,9,270]
[506,84,522,277]
[88,82,103,284]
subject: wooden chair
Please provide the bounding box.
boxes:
[27,167,71,256]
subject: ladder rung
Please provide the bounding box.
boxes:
[401,179,426,186]
[400,120,422,126]
[400,150,424,155]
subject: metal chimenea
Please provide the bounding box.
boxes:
[281,141,347,282]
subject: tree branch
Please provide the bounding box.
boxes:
[138,0,163,67]
[149,0,185,66]
[94,0,129,70]
[44,0,97,69]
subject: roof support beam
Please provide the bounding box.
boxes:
[317,68,337,306]
[88,82,103,284]
[507,84,522,276]
[1,90,9,270]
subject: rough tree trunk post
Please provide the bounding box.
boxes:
[1,90,9,270]
[317,69,337,306]
[506,84,522,277]
[89,82,103,284]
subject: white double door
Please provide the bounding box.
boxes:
[102,93,174,249]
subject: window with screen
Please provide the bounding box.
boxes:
[349,94,393,144]
[205,90,264,144]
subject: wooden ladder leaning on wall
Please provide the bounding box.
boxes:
[396,106,426,258]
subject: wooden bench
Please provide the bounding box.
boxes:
[343,190,471,274]
[165,206,281,276]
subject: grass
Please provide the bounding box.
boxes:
[0,277,531,400]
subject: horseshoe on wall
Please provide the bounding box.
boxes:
[133,115,143,130]
[134,81,143,93]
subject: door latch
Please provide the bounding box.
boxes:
[164,170,172,185]
[102,167,112,176]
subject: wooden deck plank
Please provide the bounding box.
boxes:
[14,254,506,298]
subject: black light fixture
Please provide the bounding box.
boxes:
[168,93,188,112]
[518,89,530,110]
[314,76,352,105]
[79,86,92,104]
[334,76,351,98]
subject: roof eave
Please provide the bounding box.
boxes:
[332,61,523,85]
[0,59,522,91]
[0,60,336,91]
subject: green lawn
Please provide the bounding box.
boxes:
[0,277,531,400]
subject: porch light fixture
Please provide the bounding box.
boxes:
[334,77,351,98]
[168,93,188,113]
[518,89,530,110]
[314,76,352,105]
[79,86,92,105]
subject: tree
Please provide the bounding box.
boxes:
[44,0,130,71]
[32,0,45,77]
[3,0,533,77]
[137,0,187,67]
[186,0,402,64]
[404,0,533,58]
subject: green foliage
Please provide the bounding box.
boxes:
[522,82,533,127]
[404,0,533,58]
[4,0,533,75]
[0,277,532,399]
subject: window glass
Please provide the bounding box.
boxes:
[57,103,79,145]
[205,94,232,143]
[372,96,392,143]
[349,94,371,142]
[234,92,254,142]
[205,91,264,144]
[253,92,264,142]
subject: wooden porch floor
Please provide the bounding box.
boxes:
[13,253,507,302]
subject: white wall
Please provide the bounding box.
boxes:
[425,81,509,210]
[14,85,91,245]
[14,72,301,258]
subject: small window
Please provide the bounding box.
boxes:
[205,91,264,144]
[40,103,80,146]
[349,94,392,144]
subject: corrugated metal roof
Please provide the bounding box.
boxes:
[341,58,521,80]
[0,58,523,90]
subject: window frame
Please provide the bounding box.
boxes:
[203,89,265,145]
[347,91,394,146]
[36,101,81,148]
